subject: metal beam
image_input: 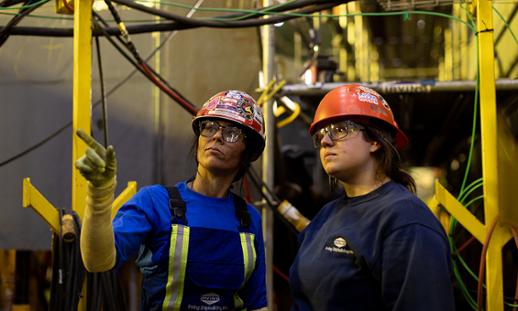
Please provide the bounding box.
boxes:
[72,0,93,220]
[261,1,275,309]
[279,79,518,95]
[477,0,504,308]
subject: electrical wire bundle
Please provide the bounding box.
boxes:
[49,210,85,311]
[89,0,311,238]
[0,0,350,37]
[86,271,127,311]
[0,0,45,47]
[49,209,128,311]
[446,71,518,310]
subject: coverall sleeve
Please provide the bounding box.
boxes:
[112,188,157,267]
[380,224,455,311]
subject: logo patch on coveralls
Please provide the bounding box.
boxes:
[200,292,220,305]
[324,236,354,255]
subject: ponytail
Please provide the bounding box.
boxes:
[362,123,416,193]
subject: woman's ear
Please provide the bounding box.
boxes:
[370,141,381,152]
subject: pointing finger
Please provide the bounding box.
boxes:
[76,129,106,158]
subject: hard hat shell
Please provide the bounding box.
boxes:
[309,84,408,150]
[192,90,265,159]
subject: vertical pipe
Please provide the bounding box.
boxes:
[476,0,504,309]
[72,0,93,220]
[152,0,164,185]
[72,0,93,309]
[261,0,274,308]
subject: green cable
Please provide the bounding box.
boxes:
[493,5,518,46]
[448,9,481,305]
[210,1,298,21]
[120,0,296,21]
[452,260,479,309]
[456,245,480,281]
[0,11,72,19]
[0,3,492,38]
[458,180,483,203]
[323,10,476,32]
[462,195,484,210]
[0,0,48,10]
[0,4,477,33]
[459,64,479,193]
[459,3,477,31]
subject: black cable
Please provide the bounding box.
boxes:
[0,122,69,167]
[246,169,299,237]
[111,0,337,26]
[3,1,347,37]
[248,167,279,206]
[0,3,199,168]
[94,4,197,112]
[95,35,109,147]
[93,12,198,115]
[49,210,85,311]
[195,0,331,22]
[47,208,126,310]
[111,0,342,29]
[0,0,26,7]
[93,14,198,115]
[0,0,45,47]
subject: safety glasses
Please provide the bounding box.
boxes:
[199,120,244,143]
[312,120,364,148]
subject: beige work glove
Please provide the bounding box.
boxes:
[75,129,117,272]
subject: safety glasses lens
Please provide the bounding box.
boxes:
[312,121,363,148]
[199,121,243,143]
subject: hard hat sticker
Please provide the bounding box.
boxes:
[381,98,392,111]
[358,92,378,105]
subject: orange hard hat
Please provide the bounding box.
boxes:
[192,90,265,159]
[309,84,408,150]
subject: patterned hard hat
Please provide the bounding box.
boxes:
[192,90,266,159]
[309,84,408,150]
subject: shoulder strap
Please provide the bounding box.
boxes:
[165,185,188,225]
[233,194,250,231]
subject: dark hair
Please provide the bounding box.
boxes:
[191,126,256,182]
[358,119,416,193]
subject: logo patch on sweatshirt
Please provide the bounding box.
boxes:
[324,236,354,255]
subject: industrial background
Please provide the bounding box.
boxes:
[0,0,517,310]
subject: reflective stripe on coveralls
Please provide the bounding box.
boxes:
[240,232,256,283]
[162,224,190,311]
[233,232,257,309]
[162,227,256,310]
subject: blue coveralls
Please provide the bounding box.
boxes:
[113,182,267,310]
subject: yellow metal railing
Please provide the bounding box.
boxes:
[431,0,515,310]
[21,0,137,309]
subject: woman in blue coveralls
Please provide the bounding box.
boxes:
[289,84,455,310]
[75,90,268,311]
